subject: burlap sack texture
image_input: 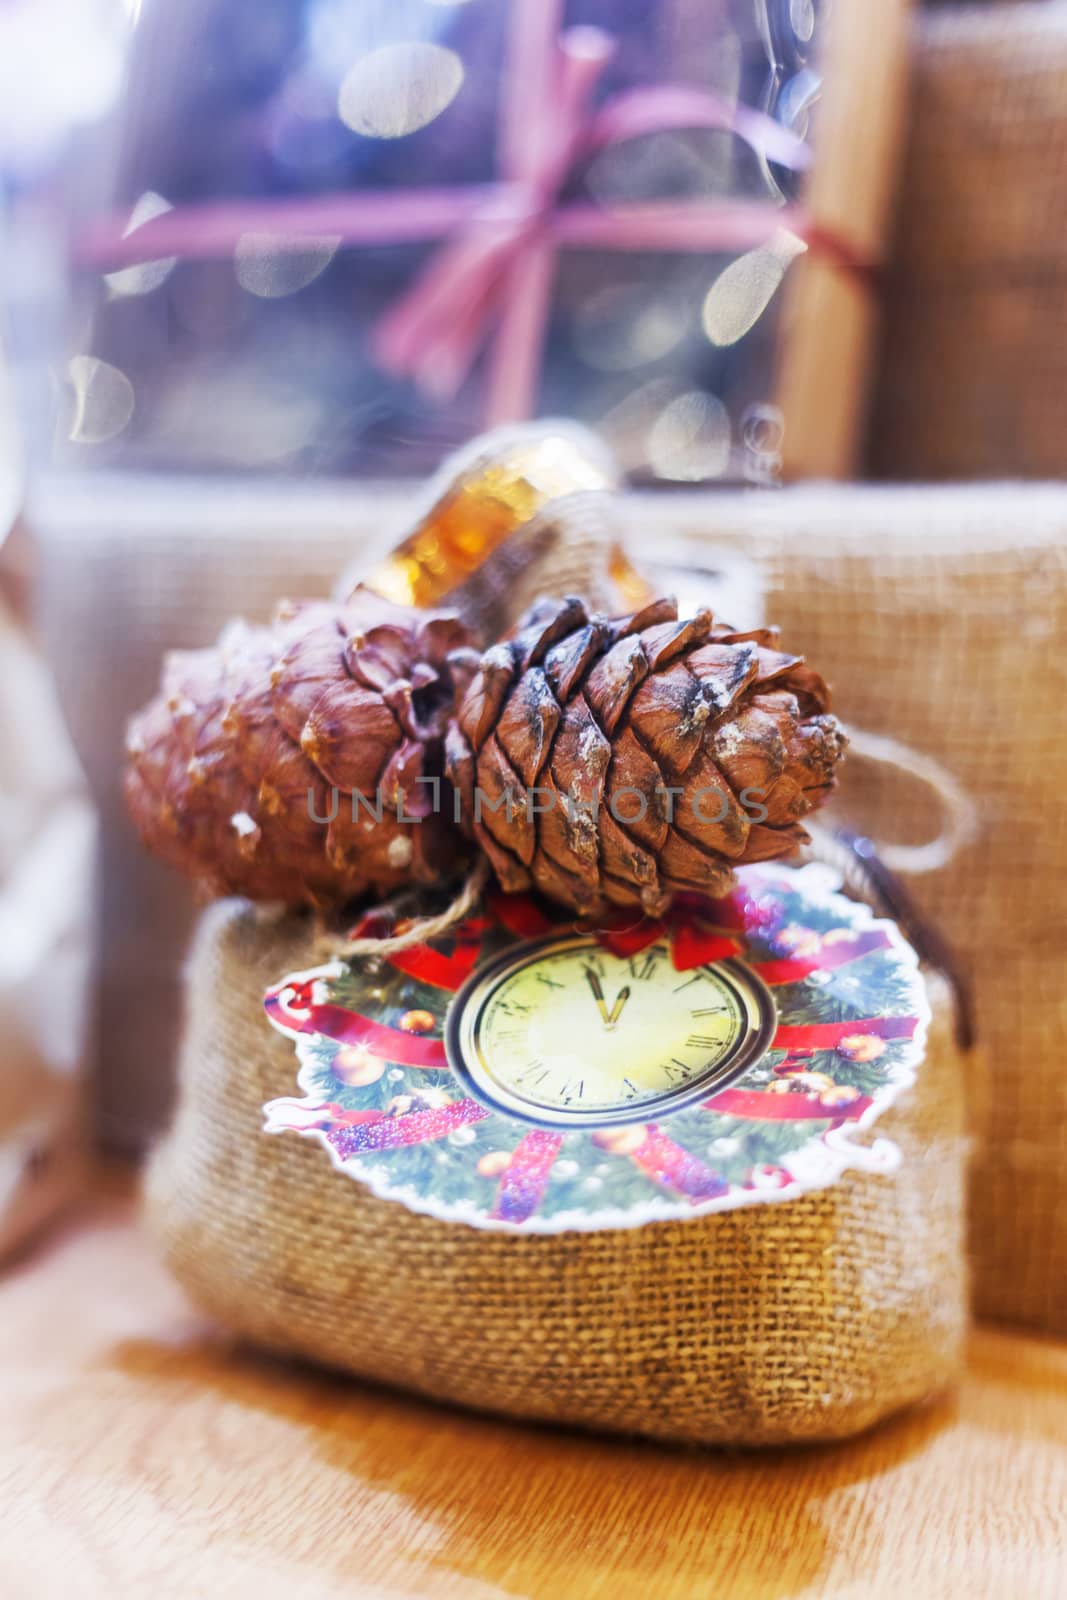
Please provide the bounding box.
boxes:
[638,483,1066,1335]
[146,878,966,1449]
[870,2,1067,479]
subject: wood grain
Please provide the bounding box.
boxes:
[776,0,914,479]
[0,1168,1064,1600]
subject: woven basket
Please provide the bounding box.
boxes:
[146,869,967,1448]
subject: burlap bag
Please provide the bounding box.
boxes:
[146,869,966,1448]
[644,483,1066,1334]
[870,2,1067,479]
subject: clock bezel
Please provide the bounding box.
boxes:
[444,932,778,1130]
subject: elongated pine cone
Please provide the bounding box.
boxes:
[125,590,480,904]
[445,595,846,916]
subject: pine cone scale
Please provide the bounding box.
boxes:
[596,804,659,891]
[636,610,713,672]
[658,831,734,899]
[672,752,751,858]
[457,644,514,748]
[605,726,670,851]
[299,681,402,794]
[495,666,560,788]
[544,621,611,701]
[268,613,348,737]
[626,665,711,777]
[685,641,760,710]
[583,634,648,736]
[477,737,537,866]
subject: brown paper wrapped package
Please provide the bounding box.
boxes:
[872,3,1067,480]
[147,881,966,1448]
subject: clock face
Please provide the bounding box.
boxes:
[446,934,776,1128]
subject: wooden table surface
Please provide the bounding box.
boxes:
[1,1171,1064,1600]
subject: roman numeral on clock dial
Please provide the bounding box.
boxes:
[674,966,736,994]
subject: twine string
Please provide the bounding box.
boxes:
[312,857,491,966]
[840,725,978,875]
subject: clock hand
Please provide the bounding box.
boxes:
[607,985,631,1027]
[584,967,612,1027]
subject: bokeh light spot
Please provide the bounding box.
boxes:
[701,232,806,348]
[790,0,816,45]
[234,234,341,299]
[574,284,688,373]
[338,43,464,139]
[66,356,134,444]
[647,392,731,481]
[103,191,176,299]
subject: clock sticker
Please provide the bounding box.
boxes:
[263,863,930,1232]
[447,936,776,1127]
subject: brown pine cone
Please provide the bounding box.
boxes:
[445,596,846,916]
[125,590,480,905]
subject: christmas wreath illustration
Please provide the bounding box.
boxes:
[264,862,929,1232]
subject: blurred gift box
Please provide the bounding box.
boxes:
[50,0,905,486]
